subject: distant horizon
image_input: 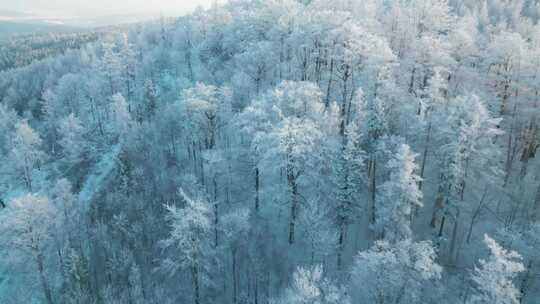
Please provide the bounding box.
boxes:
[0,1,221,20]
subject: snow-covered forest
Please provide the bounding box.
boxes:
[0,30,109,71]
[1,0,540,303]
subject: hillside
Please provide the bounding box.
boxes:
[0,1,539,303]
[0,20,78,40]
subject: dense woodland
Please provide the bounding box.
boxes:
[0,25,140,72]
[1,0,540,303]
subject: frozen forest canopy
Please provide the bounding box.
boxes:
[1,0,540,303]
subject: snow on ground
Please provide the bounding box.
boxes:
[78,144,122,209]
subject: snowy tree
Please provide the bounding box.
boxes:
[235,41,277,96]
[181,82,232,150]
[51,178,79,243]
[101,42,123,94]
[468,235,525,304]
[58,113,86,165]
[128,264,144,304]
[274,265,350,304]
[376,144,422,241]
[257,81,326,244]
[360,93,389,224]
[221,208,250,246]
[382,0,453,100]
[342,122,365,194]
[118,34,138,99]
[417,68,448,190]
[298,198,338,264]
[0,103,17,156]
[448,14,478,70]
[328,19,395,135]
[161,188,213,304]
[49,178,90,301]
[46,74,85,118]
[237,99,274,212]
[434,94,503,260]
[334,121,365,268]
[496,223,540,302]
[220,208,250,303]
[269,117,323,244]
[487,30,528,115]
[110,93,133,139]
[1,1,539,303]
[7,120,46,191]
[0,194,58,304]
[142,78,157,120]
[63,247,92,303]
[351,239,442,304]
[268,81,325,121]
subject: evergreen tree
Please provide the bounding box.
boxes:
[377,144,422,241]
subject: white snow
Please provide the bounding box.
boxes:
[78,144,122,210]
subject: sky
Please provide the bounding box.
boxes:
[0,0,217,19]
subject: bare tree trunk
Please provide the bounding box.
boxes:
[207,115,216,150]
[186,45,194,82]
[191,262,200,304]
[300,48,308,81]
[430,180,445,228]
[438,215,446,238]
[35,250,54,304]
[337,221,345,270]
[519,120,538,180]
[311,239,315,264]
[254,275,259,304]
[232,248,237,304]
[288,177,299,245]
[504,131,514,186]
[369,158,377,225]
[504,96,520,186]
[199,141,205,186]
[23,158,33,192]
[409,67,416,94]
[419,122,432,191]
[279,36,285,81]
[325,59,334,108]
[213,177,219,248]
[449,209,461,263]
[466,188,488,244]
[500,77,511,115]
[255,167,260,212]
[339,66,350,137]
[519,260,533,303]
[532,183,540,221]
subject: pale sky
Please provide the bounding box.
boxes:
[0,0,217,19]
